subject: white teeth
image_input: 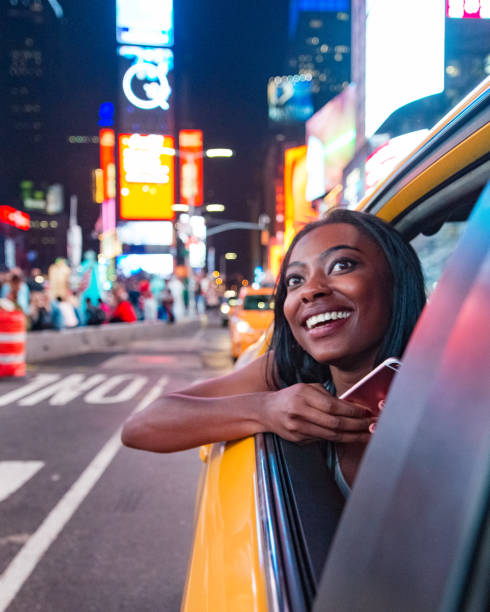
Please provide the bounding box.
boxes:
[305,311,351,329]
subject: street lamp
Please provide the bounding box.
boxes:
[205,148,234,158]
[205,203,226,212]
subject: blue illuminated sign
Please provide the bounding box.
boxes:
[116,0,174,47]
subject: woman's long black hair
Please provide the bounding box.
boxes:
[269,209,426,391]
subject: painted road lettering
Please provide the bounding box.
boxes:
[0,373,150,407]
[0,375,61,406]
[84,374,147,404]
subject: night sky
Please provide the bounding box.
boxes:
[59,0,291,277]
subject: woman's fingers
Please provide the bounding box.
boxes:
[265,383,377,443]
[287,403,374,433]
[298,384,373,419]
[283,419,372,444]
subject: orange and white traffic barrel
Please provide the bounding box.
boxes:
[0,300,26,377]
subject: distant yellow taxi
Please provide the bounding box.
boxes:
[228,286,275,359]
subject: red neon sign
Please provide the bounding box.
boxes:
[99,128,116,201]
[178,129,203,207]
[0,206,30,231]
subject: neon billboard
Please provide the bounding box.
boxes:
[179,130,204,207]
[118,46,174,134]
[118,133,175,221]
[0,206,30,231]
[365,0,445,137]
[306,83,356,200]
[268,75,314,123]
[284,145,318,246]
[99,128,116,202]
[116,0,174,46]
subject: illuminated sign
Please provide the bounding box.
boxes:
[99,129,116,201]
[306,83,356,200]
[0,206,30,231]
[118,133,175,221]
[117,253,174,277]
[116,0,174,46]
[102,199,116,233]
[118,46,174,134]
[117,221,174,246]
[120,46,172,110]
[446,0,490,18]
[365,0,445,137]
[179,130,204,207]
[284,146,318,246]
[268,75,314,123]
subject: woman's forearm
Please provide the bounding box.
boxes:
[121,391,268,453]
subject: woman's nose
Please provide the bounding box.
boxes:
[300,273,332,303]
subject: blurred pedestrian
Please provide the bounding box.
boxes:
[98,298,111,323]
[28,290,53,331]
[110,287,137,323]
[160,286,175,323]
[168,275,185,321]
[1,268,30,314]
[85,297,106,325]
[55,295,80,329]
[26,268,44,293]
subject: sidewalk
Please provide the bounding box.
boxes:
[25,317,202,363]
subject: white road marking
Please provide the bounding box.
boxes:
[0,462,45,503]
[0,375,61,407]
[18,374,107,406]
[0,375,168,612]
[84,374,148,404]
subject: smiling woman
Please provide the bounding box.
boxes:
[121,209,426,490]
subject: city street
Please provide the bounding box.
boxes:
[0,315,233,612]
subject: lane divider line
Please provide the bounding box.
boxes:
[0,375,168,612]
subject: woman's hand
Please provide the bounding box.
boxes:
[262,383,375,444]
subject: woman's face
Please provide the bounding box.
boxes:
[283,223,393,371]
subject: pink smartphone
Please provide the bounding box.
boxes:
[339,357,401,416]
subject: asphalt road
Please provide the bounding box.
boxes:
[0,314,234,612]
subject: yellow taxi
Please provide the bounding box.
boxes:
[228,286,275,359]
[182,78,490,611]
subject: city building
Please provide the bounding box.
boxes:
[288,0,351,111]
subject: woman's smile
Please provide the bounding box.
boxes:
[283,223,393,370]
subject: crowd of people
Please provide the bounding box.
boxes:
[0,266,218,332]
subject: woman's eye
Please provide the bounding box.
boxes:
[286,274,302,288]
[330,258,356,273]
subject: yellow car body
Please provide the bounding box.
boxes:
[182,78,490,611]
[229,287,275,359]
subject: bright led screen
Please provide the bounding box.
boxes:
[268,75,314,123]
[118,46,174,135]
[284,146,318,242]
[117,221,173,246]
[116,0,174,46]
[117,253,174,277]
[118,133,175,221]
[365,0,445,137]
[305,83,356,200]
